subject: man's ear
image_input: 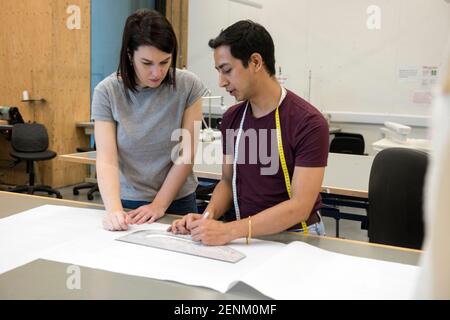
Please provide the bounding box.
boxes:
[249,53,263,73]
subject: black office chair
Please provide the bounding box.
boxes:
[330,132,365,155]
[72,147,99,200]
[368,148,428,249]
[8,123,62,198]
[322,132,368,236]
[195,178,218,213]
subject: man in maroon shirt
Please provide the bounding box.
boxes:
[169,20,329,245]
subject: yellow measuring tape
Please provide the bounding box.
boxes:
[275,107,309,234]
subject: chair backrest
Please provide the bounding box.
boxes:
[11,123,49,153]
[368,148,428,249]
[330,132,365,155]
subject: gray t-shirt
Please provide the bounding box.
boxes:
[91,69,207,201]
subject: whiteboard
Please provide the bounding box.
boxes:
[187,0,450,119]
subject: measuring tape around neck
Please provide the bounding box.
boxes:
[232,103,248,221]
[232,87,309,234]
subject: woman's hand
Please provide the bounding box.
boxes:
[103,210,129,231]
[128,203,166,224]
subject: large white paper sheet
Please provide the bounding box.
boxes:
[2,205,419,299]
[241,241,419,300]
[0,205,104,274]
[40,224,285,294]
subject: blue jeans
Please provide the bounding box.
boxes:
[290,212,326,236]
[121,192,198,215]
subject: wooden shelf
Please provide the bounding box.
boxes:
[21,99,46,103]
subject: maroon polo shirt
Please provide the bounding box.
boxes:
[220,89,329,225]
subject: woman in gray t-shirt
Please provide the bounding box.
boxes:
[92,9,207,231]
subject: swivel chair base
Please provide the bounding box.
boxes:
[10,184,63,199]
[73,182,99,200]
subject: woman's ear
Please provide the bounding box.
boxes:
[127,50,133,65]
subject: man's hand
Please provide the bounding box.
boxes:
[167,213,203,235]
[189,219,232,246]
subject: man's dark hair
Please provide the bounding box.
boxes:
[208,20,276,76]
[118,9,178,93]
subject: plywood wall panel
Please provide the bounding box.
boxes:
[0,0,90,188]
[166,0,189,69]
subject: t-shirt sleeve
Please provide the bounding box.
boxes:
[220,112,233,155]
[91,83,114,122]
[185,72,208,108]
[294,114,329,167]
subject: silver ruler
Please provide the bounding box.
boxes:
[116,230,246,263]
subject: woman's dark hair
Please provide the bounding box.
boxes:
[118,9,178,93]
[208,20,275,76]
